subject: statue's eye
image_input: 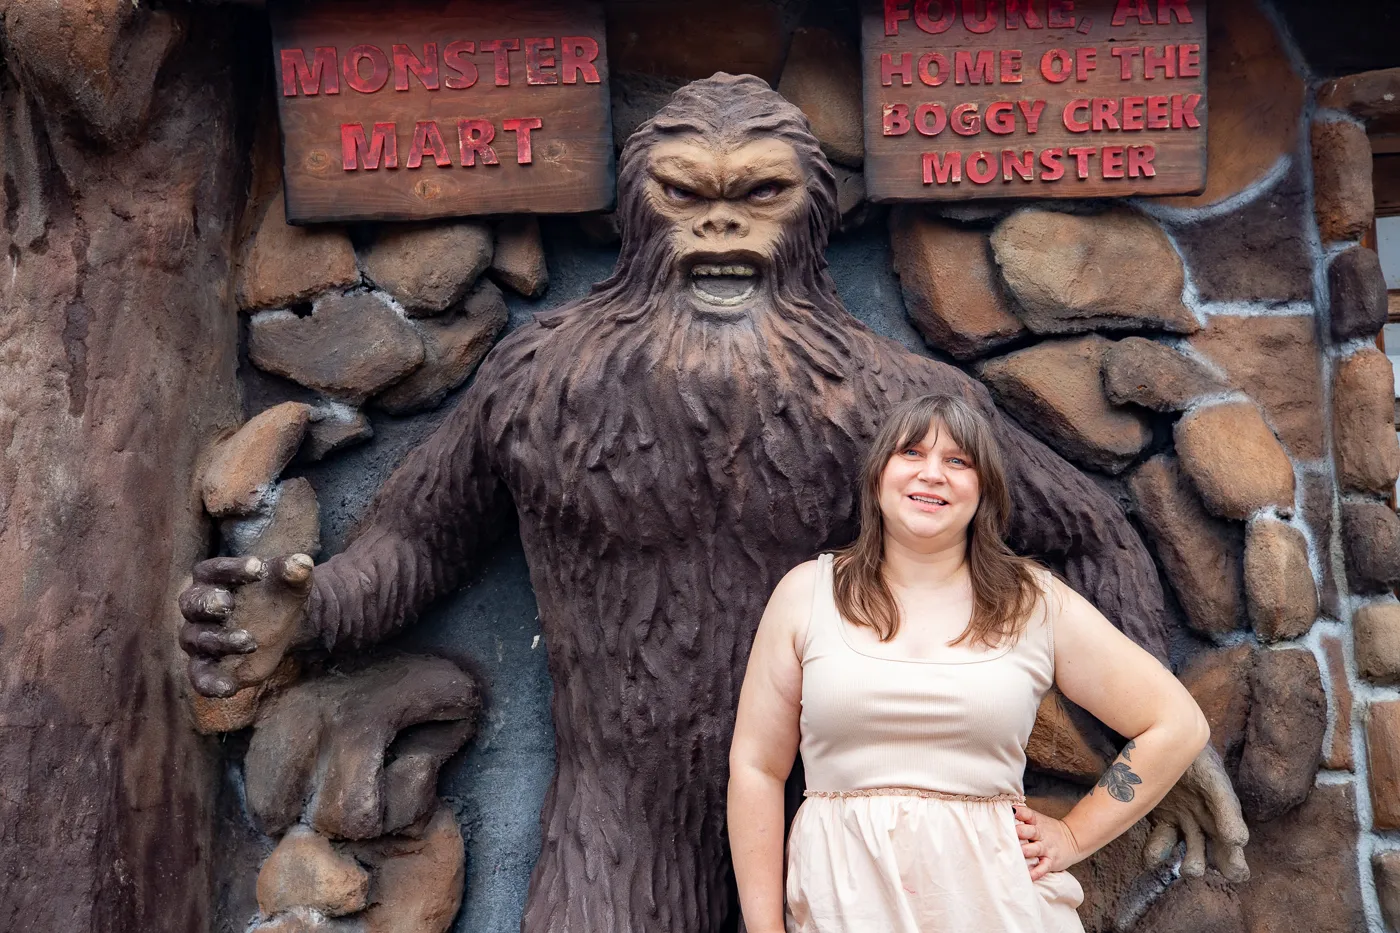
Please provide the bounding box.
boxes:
[664,184,699,203]
[747,183,782,202]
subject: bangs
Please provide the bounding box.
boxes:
[881,396,992,470]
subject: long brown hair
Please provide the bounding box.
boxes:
[832,394,1042,648]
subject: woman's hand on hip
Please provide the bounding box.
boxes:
[1014,805,1082,881]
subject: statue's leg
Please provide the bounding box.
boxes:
[520,714,733,933]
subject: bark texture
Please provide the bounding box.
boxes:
[0,3,252,929]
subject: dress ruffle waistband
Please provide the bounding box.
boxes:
[802,786,1026,804]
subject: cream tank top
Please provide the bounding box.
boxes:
[799,554,1055,798]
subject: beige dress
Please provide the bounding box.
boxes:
[785,554,1085,933]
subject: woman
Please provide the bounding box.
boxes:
[728,394,1210,933]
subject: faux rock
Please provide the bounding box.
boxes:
[1237,784,1364,933]
[1179,644,1257,762]
[360,221,493,315]
[1174,402,1295,519]
[1152,0,1304,209]
[342,805,465,933]
[1243,518,1317,642]
[1312,118,1374,244]
[299,409,373,463]
[1188,315,1325,460]
[605,0,790,85]
[1163,163,1313,303]
[1328,246,1388,342]
[221,477,321,559]
[979,336,1151,474]
[1321,635,1355,770]
[1025,689,1113,784]
[1370,701,1400,830]
[237,192,359,312]
[248,292,425,405]
[256,825,369,918]
[491,216,548,297]
[245,657,480,841]
[609,72,686,150]
[1332,347,1400,495]
[776,28,863,168]
[889,208,1026,360]
[375,281,509,415]
[1129,456,1247,638]
[1101,337,1228,412]
[833,165,869,231]
[1341,501,1400,594]
[1134,874,1244,933]
[1355,602,1400,685]
[1237,648,1326,822]
[1318,67,1400,125]
[202,402,312,518]
[1300,469,1343,618]
[1375,850,1400,933]
[990,209,1198,336]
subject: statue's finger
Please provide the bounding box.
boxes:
[180,622,256,658]
[179,585,234,623]
[1180,814,1207,878]
[188,658,239,698]
[270,554,314,591]
[1144,819,1179,867]
[1217,843,1250,884]
[193,556,266,586]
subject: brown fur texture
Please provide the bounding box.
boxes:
[308,74,1168,933]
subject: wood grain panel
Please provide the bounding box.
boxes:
[271,0,614,223]
[862,0,1207,201]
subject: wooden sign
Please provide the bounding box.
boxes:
[861,0,1207,201]
[270,0,614,223]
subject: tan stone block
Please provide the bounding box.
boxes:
[375,280,508,415]
[1237,648,1326,821]
[777,27,862,168]
[343,805,465,933]
[221,477,320,559]
[1188,315,1324,460]
[1374,850,1400,933]
[980,336,1151,475]
[1180,644,1257,759]
[361,221,492,315]
[1333,348,1400,496]
[237,192,359,312]
[1243,518,1317,642]
[257,825,369,918]
[1130,455,1247,638]
[889,209,1025,360]
[1237,783,1364,933]
[1175,401,1296,520]
[1369,701,1400,830]
[1342,501,1400,594]
[1153,0,1304,209]
[201,402,312,518]
[1320,636,1355,770]
[248,292,424,405]
[1319,68,1400,127]
[1102,337,1228,413]
[490,216,547,298]
[1313,118,1374,244]
[1025,689,1113,783]
[1355,603,1400,685]
[990,209,1197,336]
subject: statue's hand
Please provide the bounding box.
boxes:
[1144,744,1249,882]
[179,554,314,699]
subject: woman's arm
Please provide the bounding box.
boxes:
[1021,576,1211,878]
[728,562,813,933]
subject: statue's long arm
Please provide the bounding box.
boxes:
[993,412,1170,662]
[307,377,513,653]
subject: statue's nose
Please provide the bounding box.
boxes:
[694,207,748,239]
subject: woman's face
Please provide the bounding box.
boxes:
[877,420,981,550]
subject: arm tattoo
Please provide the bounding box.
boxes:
[1092,739,1143,803]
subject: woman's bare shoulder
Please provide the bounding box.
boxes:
[760,558,824,642]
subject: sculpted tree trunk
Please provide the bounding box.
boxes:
[0,4,254,929]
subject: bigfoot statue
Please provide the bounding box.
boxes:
[183,75,1244,932]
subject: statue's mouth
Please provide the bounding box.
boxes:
[689,262,759,308]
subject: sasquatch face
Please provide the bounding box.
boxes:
[643,136,808,322]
